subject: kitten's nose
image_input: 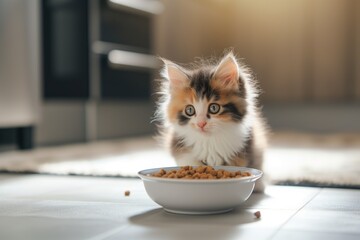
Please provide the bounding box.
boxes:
[197,121,207,129]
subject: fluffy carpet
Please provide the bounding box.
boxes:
[0,132,360,188]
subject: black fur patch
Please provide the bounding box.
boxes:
[221,103,244,121]
[190,70,220,100]
[177,112,190,125]
[238,81,246,99]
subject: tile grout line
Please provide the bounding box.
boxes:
[267,188,323,240]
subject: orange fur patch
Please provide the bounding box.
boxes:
[167,88,197,122]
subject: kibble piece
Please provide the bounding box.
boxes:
[243,172,252,177]
[124,190,130,196]
[223,171,231,178]
[254,211,261,218]
[210,170,217,176]
[200,174,208,179]
[196,166,206,173]
[168,173,176,178]
[205,166,214,173]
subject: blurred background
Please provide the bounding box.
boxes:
[0,0,360,151]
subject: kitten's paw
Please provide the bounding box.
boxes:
[201,160,208,165]
[206,157,224,166]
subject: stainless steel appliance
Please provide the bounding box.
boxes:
[0,0,41,149]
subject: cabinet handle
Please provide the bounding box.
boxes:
[107,0,163,15]
[108,50,160,70]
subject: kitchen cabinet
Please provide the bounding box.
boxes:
[42,0,159,100]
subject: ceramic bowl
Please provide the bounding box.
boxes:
[138,166,262,215]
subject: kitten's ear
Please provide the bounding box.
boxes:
[161,59,189,91]
[213,53,240,90]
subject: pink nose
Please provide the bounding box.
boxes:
[197,121,207,129]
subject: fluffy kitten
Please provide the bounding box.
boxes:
[155,52,268,191]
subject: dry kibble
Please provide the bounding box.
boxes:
[223,171,231,178]
[150,166,252,180]
[124,190,130,196]
[196,166,206,173]
[254,211,261,219]
[205,166,213,173]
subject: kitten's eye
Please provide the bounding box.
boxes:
[208,103,220,114]
[185,105,196,116]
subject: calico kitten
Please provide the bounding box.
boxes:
[155,52,268,191]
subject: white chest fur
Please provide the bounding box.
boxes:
[175,122,250,166]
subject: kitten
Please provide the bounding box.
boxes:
[155,52,268,192]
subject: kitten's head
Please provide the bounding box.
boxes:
[156,52,257,136]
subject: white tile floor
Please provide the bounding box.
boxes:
[0,173,359,240]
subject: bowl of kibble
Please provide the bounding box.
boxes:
[138,165,262,215]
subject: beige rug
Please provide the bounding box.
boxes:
[0,132,360,188]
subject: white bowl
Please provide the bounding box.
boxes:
[138,166,263,215]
